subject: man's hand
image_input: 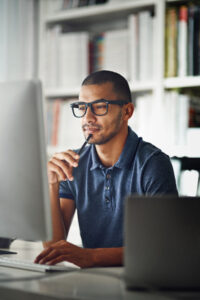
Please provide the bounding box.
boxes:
[34,240,94,268]
[48,150,80,184]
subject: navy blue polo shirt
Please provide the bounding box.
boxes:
[59,127,177,249]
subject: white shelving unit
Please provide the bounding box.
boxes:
[45,0,157,23]
[38,0,200,245]
[44,80,155,98]
[39,0,200,158]
[164,77,200,89]
[44,87,80,98]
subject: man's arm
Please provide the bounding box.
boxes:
[36,239,123,268]
[42,149,79,248]
[37,149,123,268]
[92,247,123,267]
[143,152,178,195]
[43,183,75,248]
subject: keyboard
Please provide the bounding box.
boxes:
[0,257,78,273]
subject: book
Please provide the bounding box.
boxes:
[44,25,61,88]
[165,7,178,77]
[138,11,154,81]
[58,99,84,149]
[187,4,195,76]
[103,29,129,79]
[46,101,54,145]
[58,31,89,88]
[187,128,200,157]
[178,6,188,77]
[189,95,200,127]
[128,13,139,82]
[177,94,189,145]
[91,33,104,72]
[164,90,179,146]
[180,170,199,196]
[193,5,200,75]
[51,99,62,146]
[163,90,190,147]
[132,93,154,143]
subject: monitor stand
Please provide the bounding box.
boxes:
[0,249,17,255]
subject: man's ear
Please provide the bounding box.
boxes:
[123,103,134,121]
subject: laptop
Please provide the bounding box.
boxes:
[124,195,200,289]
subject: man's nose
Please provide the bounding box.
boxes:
[84,105,96,121]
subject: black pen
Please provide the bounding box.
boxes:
[77,134,93,155]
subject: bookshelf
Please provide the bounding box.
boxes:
[45,0,157,24]
[39,0,200,158]
[44,80,155,98]
[164,76,200,89]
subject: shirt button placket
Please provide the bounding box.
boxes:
[105,171,111,208]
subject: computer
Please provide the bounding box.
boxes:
[0,80,79,272]
[124,195,200,289]
[0,80,52,242]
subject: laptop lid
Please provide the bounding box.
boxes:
[124,195,200,289]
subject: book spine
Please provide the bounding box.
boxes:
[51,99,61,146]
[187,5,195,76]
[103,29,129,78]
[193,5,200,76]
[138,11,153,81]
[178,6,188,77]
[166,7,178,77]
[128,13,139,82]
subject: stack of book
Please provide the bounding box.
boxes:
[129,89,200,152]
[44,27,89,88]
[90,11,155,81]
[43,10,155,88]
[165,3,200,77]
[61,0,108,9]
[46,99,84,150]
[40,0,108,13]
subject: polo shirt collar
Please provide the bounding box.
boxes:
[90,127,140,171]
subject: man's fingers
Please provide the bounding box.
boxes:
[48,150,80,183]
[50,158,74,181]
[34,247,52,263]
[46,255,71,266]
[67,150,80,159]
[54,151,79,167]
[48,161,68,181]
[38,249,60,264]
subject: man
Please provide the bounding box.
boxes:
[35,70,177,268]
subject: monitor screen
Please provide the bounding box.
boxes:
[0,80,52,241]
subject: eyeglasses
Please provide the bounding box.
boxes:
[70,99,129,118]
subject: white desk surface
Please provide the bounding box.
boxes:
[0,240,199,300]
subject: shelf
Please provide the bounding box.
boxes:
[44,81,155,98]
[164,77,200,89]
[130,81,155,92]
[44,87,80,98]
[166,0,183,2]
[45,0,156,24]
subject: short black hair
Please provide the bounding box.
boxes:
[82,70,132,103]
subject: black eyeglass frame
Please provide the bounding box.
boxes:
[70,99,130,118]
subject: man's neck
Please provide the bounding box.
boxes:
[95,127,129,167]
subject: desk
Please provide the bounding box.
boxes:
[0,240,199,300]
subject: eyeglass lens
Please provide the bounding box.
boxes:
[73,101,107,117]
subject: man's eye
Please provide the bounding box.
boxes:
[96,104,106,109]
[78,106,85,111]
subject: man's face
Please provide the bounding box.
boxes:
[79,82,125,145]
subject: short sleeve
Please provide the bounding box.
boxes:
[142,152,178,195]
[59,180,74,200]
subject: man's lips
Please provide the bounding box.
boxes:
[82,125,101,133]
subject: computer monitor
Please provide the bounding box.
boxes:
[0,80,52,242]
